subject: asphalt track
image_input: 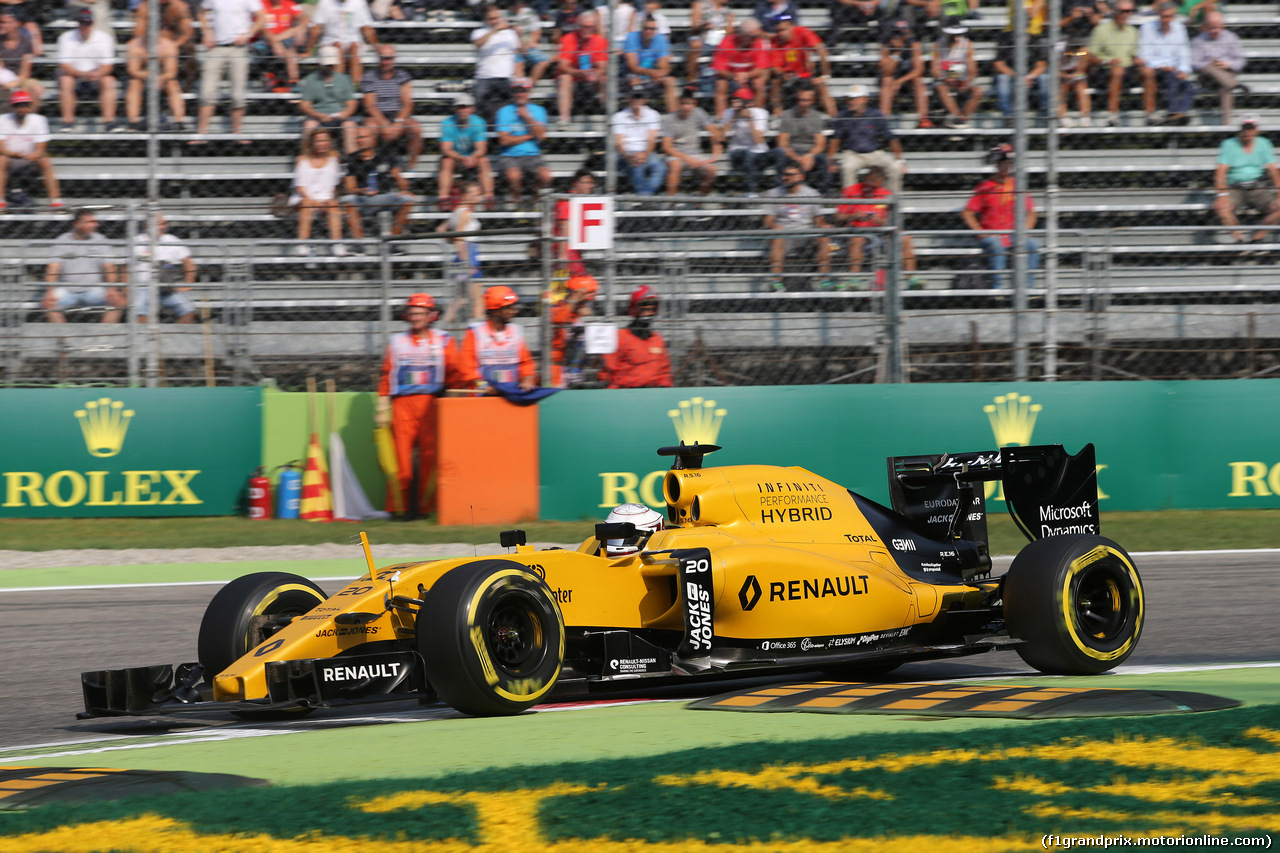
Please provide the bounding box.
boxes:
[1,548,1278,780]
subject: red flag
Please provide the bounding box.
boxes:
[299,432,333,522]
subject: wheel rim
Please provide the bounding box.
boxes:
[1072,563,1129,644]
[487,591,546,675]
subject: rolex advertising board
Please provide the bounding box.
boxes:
[538,380,1280,519]
[0,388,261,518]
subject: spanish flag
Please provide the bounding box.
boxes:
[299,433,333,522]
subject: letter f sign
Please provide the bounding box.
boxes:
[568,195,614,250]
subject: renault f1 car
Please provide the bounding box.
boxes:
[81,442,1144,719]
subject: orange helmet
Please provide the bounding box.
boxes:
[405,292,437,311]
[484,285,519,312]
[566,274,599,296]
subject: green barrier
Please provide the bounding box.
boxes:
[0,388,260,518]
[538,380,1280,519]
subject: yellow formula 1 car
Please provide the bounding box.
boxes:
[81,443,1144,719]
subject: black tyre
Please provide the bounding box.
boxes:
[417,560,564,717]
[197,571,328,677]
[1003,535,1144,674]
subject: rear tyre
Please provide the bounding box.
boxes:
[1003,535,1144,674]
[197,572,328,677]
[417,560,564,717]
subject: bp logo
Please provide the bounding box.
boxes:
[668,397,727,446]
[75,397,134,458]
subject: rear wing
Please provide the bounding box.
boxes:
[887,444,1099,544]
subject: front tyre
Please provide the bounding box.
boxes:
[418,560,564,717]
[1003,535,1144,674]
[197,571,328,677]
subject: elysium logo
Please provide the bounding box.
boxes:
[75,397,134,458]
[668,397,726,446]
[983,391,1041,448]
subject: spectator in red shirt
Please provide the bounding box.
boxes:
[835,165,922,290]
[257,0,307,87]
[556,9,607,128]
[960,144,1040,290]
[711,17,770,117]
[769,14,834,117]
[600,285,673,389]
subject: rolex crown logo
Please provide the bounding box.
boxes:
[983,391,1041,448]
[668,397,727,446]
[75,397,135,458]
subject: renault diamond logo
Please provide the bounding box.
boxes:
[983,391,1041,448]
[668,397,727,445]
[75,397,134,458]
[739,575,761,611]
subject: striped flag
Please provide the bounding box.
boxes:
[299,433,333,522]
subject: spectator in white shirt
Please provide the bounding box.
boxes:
[613,88,666,195]
[1191,10,1245,125]
[721,86,770,196]
[126,213,198,324]
[0,90,61,210]
[56,9,119,132]
[472,5,522,122]
[1137,1,1192,125]
[308,0,378,85]
[196,0,264,139]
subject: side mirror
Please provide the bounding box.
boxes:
[594,521,638,542]
[500,529,527,548]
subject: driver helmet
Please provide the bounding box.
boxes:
[604,503,665,557]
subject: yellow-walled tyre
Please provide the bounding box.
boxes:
[1003,536,1144,674]
[418,561,564,717]
[197,572,328,677]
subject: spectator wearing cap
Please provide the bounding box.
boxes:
[878,18,929,127]
[363,43,422,169]
[932,23,983,129]
[752,0,798,34]
[769,14,834,118]
[599,285,672,389]
[1086,1,1141,127]
[124,26,187,131]
[0,3,43,60]
[829,84,905,194]
[1136,1,1191,125]
[1191,10,1244,125]
[622,16,677,114]
[495,78,552,209]
[721,86,770,196]
[195,0,263,139]
[0,10,44,107]
[557,9,608,128]
[0,90,61,211]
[774,85,830,194]
[613,88,667,195]
[1212,116,1280,248]
[438,93,493,209]
[961,144,1041,289]
[662,91,721,198]
[56,8,120,132]
[472,4,521,122]
[299,45,360,153]
[307,0,379,85]
[711,17,771,118]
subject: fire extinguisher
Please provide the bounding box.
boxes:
[247,466,272,520]
[276,461,303,520]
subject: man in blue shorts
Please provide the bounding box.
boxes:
[438,92,493,209]
[43,208,124,323]
[495,78,551,210]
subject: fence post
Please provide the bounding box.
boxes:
[884,192,905,383]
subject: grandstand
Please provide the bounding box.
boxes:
[1,0,1278,386]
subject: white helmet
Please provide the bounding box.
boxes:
[604,503,665,557]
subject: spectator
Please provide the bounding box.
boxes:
[904,0,981,44]
[1172,0,1215,28]
[599,285,672,388]
[662,91,721,198]
[769,14,834,118]
[1212,116,1280,248]
[437,180,483,278]
[127,213,198,324]
[960,144,1041,290]
[1190,10,1245,125]
[630,0,673,36]
[57,8,120,132]
[752,0,798,34]
[764,162,831,290]
[376,292,462,518]
[508,0,552,86]
[255,0,307,89]
[931,23,983,128]
[195,0,263,139]
[549,272,596,387]
[774,85,829,194]
[1137,1,1191,125]
[622,16,677,113]
[124,28,188,131]
[471,4,520,122]
[612,88,666,195]
[556,9,608,128]
[438,93,493,209]
[308,0,378,83]
[835,165,923,290]
[290,128,346,256]
[299,44,360,153]
[0,1,43,55]
[1057,39,1092,126]
[460,285,537,392]
[343,125,414,245]
[134,0,197,91]
[721,86,770,196]
[711,17,770,117]
[0,10,43,106]
[495,78,551,209]
[993,26,1049,126]
[1061,0,1107,45]
[42,208,123,323]
[826,0,881,50]
[1086,1,1141,127]
[0,90,61,211]
[554,168,596,275]
[878,18,929,127]
[362,44,422,169]
[550,0,588,43]
[829,84,906,194]
[686,0,734,83]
